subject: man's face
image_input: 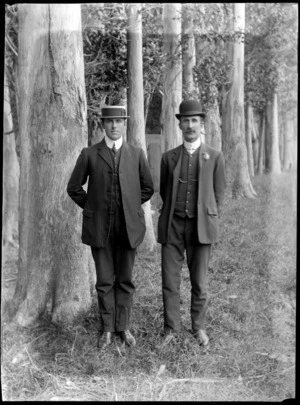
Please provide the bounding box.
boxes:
[103,118,126,141]
[179,115,203,143]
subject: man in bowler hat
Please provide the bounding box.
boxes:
[67,106,154,350]
[157,100,226,346]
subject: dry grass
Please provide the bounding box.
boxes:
[1,172,296,401]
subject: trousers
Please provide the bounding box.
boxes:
[161,214,211,332]
[91,207,136,332]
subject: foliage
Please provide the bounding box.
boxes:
[245,3,298,114]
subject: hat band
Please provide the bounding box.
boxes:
[101,107,127,118]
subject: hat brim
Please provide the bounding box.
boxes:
[176,112,206,120]
[101,116,129,119]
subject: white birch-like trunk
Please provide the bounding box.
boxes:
[3,72,19,246]
[222,3,256,198]
[13,4,91,327]
[265,92,281,174]
[161,3,182,152]
[126,3,156,252]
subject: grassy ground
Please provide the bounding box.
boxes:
[1,172,296,401]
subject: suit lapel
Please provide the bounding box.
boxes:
[171,146,183,211]
[97,139,113,168]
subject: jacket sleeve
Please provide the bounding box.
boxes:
[67,148,89,209]
[159,154,168,203]
[139,149,154,204]
[213,151,226,210]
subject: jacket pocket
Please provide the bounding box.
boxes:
[207,207,218,216]
[82,209,93,218]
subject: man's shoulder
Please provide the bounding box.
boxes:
[162,144,182,158]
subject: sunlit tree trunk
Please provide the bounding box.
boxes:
[126,3,156,252]
[222,3,256,198]
[161,3,182,152]
[182,6,196,96]
[257,111,266,175]
[252,110,259,173]
[282,115,294,170]
[11,4,91,327]
[265,92,281,174]
[245,102,255,177]
[3,71,19,246]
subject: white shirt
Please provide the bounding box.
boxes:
[104,135,123,151]
[183,138,201,154]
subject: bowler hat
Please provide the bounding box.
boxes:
[101,105,129,118]
[175,100,206,120]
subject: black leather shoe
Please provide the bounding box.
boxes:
[193,329,209,346]
[159,330,177,348]
[97,331,112,350]
[120,330,136,347]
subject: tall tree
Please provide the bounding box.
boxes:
[222,3,256,198]
[126,3,156,252]
[161,3,182,152]
[3,71,19,246]
[182,5,197,96]
[9,4,91,327]
[265,92,281,174]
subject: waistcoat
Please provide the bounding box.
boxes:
[107,145,122,210]
[174,147,199,218]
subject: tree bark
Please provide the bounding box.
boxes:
[245,102,255,177]
[126,3,156,253]
[204,105,222,151]
[221,3,256,198]
[12,4,91,327]
[265,92,281,174]
[161,3,182,152]
[3,71,19,246]
[257,111,266,175]
[182,7,196,96]
[282,114,294,170]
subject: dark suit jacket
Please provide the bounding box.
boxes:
[157,143,226,245]
[67,139,154,248]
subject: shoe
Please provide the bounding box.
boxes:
[160,330,177,347]
[193,329,209,346]
[120,330,136,347]
[97,331,112,350]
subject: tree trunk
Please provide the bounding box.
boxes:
[182,8,196,96]
[257,111,266,175]
[222,3,256,198]
[161,3,182,152]
[204,105,222,151]
[265,92,281,174]
[282,115,294,170]
[12,4,91,327]
[126,3,156,253]
[245,102,255,177]
[3,71,19,246]
[252,109,259,174]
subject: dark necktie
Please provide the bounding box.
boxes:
[112,143,117,154]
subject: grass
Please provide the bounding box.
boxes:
[1,171,296,401]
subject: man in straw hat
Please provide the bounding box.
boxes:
[67,105,154,350]
[157,100,226,347]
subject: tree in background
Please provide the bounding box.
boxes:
[8,4,92,327]
[245,3,297,173]
[193,3,229,150]
[222,3,256,198]
[126,3,156,252]
[3,71,19,247]
[161,3,182,152]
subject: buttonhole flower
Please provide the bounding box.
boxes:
[202,152,210,160]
